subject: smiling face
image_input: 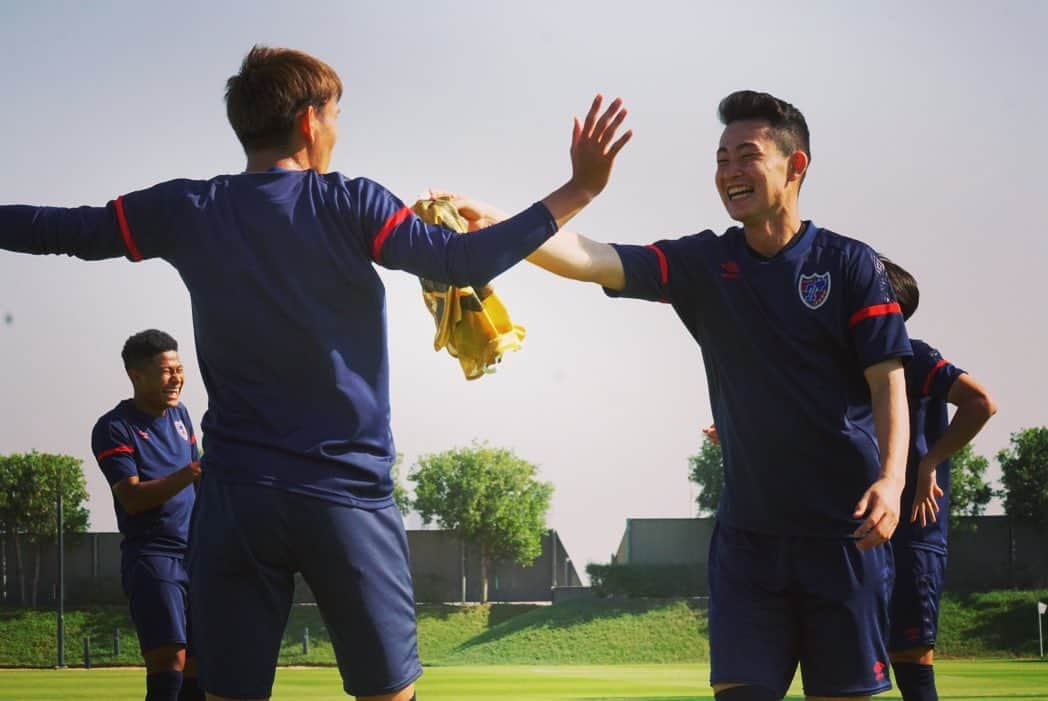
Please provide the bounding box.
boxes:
[715,119,806,228]
[128,350,185,417]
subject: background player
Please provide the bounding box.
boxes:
[0,46,630,701]
[450,90,911,700]
[92,330,203,701]
[880,256,997,701]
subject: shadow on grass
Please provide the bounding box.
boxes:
[453,598,703,653]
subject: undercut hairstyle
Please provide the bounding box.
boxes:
[122,329,179,370]
[718,90,811,165]
[879,255,920,321]
[225,45,343,153]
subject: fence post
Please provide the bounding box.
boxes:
[303,626,310,655]
[113,628,120,655]
[83,636,91,669]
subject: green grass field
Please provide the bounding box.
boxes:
[1,661,1046,700]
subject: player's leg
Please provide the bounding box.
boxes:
[888,544,946,701]
[795,537,894,700]
[296,499,422,700]
[708,522,799,700]
[188,478,296,701]
[126,555,193,701]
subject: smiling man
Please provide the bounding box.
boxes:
[92,329,203,701]
[451,90,912,700]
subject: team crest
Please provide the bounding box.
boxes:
[174,420,189,442]
[798,272,831,310]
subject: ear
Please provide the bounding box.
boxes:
[787,151,809,183]
[296,104,318,145]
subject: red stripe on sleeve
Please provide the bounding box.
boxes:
[113,196,143,262]
[190,435,197,445]
[96,445,134,462]
[848,302,901,327]
[921,359,949,396]
[371,206,413,263]
[645,244,669,286]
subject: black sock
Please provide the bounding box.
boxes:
[892,661,938,701]
[145,670,182,701]
[177,674,206,701]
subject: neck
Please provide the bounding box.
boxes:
[742,209,804,258]
[132,396,167,418]
[244,147,312,174]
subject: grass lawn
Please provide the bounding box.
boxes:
[1,661,1046,700]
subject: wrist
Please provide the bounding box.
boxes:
[186,461,202,477]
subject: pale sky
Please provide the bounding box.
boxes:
[1,1,1045,579]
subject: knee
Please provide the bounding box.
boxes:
[357,683,416,701]
[713,684,779,701]
[143,644,186,673]
[889,646,934,665]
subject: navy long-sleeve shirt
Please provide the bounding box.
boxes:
[2,169,557,507]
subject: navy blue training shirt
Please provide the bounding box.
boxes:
[92,400,199,563]
[609,223,912,537]
[897,338,966,553]
[3,170,557,507]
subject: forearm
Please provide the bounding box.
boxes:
[118,463,200,514]
[870,365,909,484]
[527,229,626,289]
[0,204,126,260]
[414,202,558,288]
[921,400,995,470]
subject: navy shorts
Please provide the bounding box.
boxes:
[189,476,421,699]
[708,522,894,698]
[122,554,189,654]
[889,543,946,651]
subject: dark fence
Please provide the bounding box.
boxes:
[0,529,582,607]
[611,516,1048,594]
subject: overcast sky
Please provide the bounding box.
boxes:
[1,1,1045,579]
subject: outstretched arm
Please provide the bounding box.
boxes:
[853,358,909,550]
[911,373,996,526]
[450,197,626,290]
[0,203,131,260]
[372,95,630,289]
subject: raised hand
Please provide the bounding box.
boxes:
[569,94,633,199]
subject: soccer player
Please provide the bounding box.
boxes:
[0,46,630,701]
[880,257,996,701]
[451,90,912,700]
[92,330,203,701]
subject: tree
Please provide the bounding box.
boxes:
[0,452,90,606]
[687,437,723,517]
[998,427,1048,528]
[409,442,552,603]
[391,453,411,515]
[949,443,996,519]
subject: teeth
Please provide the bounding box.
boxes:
[727,186,752,199]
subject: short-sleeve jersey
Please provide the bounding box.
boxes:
[609,223,912,537]
[1,170,555,509]
[896,338,966,553]
[91,400,199,563]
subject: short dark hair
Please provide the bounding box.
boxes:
[225,45,343,153]
[122,329,179,369]
[879,255,920,321]
[718,90,811,164]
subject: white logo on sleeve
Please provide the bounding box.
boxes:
[174,420,189,441]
